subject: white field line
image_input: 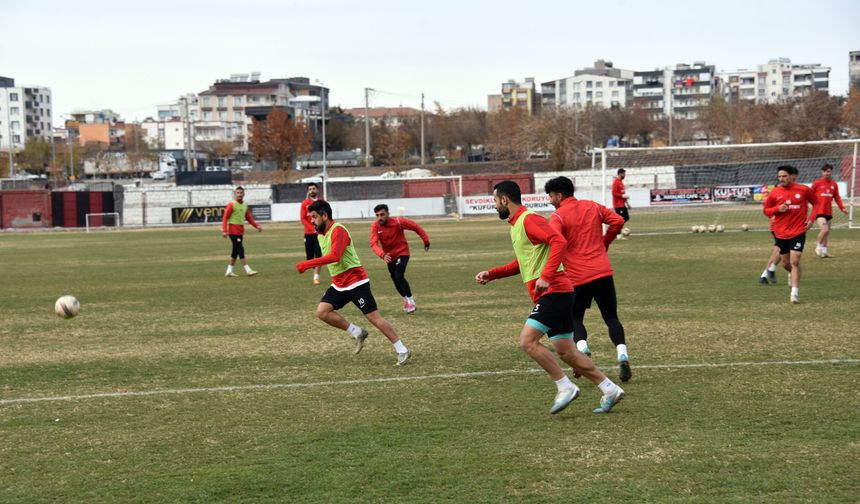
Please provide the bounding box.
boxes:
[1,358,858,406]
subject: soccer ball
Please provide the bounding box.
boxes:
[716,224,725,233]
[707,224,716,233]
[741,224,750,231]
[55,295,80,319]
[697,225,707,233]
[621,227,631,236]
[691,225,698,233]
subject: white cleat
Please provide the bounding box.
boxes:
[353,328,369,354]
[790,294,800,305]
[405,301,417,314]
[550,384,580,415]
[246,269,258,276]
[225,271,238,277]
[396,351,411,366]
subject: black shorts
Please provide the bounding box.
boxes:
[816,214,833,222]
[573,275,617,311]
[304,234,322,261]
[525,292,575,340]
[775,233,806,254]
[320,282,378,315]
[614,207,630,222]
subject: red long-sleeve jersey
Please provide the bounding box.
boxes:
[549,197,624,286]
[612,178,627,208]
[763,183,818,239]
[370,217,430,259]
[300,197,319,234]
[810,178,845,217]
[295,223,368,290]
[487,206,572,303]
[221,202,259,235]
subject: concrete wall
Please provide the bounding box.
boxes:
[122,184,271,226]
[273,197,445,222]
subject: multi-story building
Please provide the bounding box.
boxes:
[65,109,125,146]
[719,58,830,104]
[500,78,539,115]
[0,76,53,150]
[632,62,717,119]
[541,60,634,110]
[141,117,187,150]
[196,73,328,153]
[851,51,860,90]
[342,107,422,127]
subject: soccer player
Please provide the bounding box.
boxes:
[544,176,632,383]
[370,204,431,313]
[475,180,624,415]
[612,168,630,223]
[763,166,818,304]
[300,182,323,285]
[295,200,411,366]
[221,186,262,277]
[810,163,847,258]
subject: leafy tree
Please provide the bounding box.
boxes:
[248,108,312,170]
[20,138,52,173]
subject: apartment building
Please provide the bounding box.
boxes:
[851,51,860,90]
[719,58,831,104]
[0,76,53,150]
[541,60,634,110]
[500,78,539,115]
[632,62,717,119]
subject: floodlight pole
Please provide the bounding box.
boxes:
[321,83,327,200]
[420,92,425,166]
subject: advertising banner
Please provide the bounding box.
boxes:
[713,185,756,202]
[650,187,712,205]
[171,205,272,224]
[462,194,555,215]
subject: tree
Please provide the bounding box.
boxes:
[370,119,411,166]
[842,88,860,136]
[20,138,52,174]
[777,92,841,141]
[198,140,235,167]
[699,95,731,144]
[486,108,530,160]
[248,108,312,170]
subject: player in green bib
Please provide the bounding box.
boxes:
[295,200,411,366]
[221,186,262,277]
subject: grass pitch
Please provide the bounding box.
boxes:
[1,217,858,503]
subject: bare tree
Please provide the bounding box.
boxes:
[249,108,312,170]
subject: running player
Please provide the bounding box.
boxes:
[370,204,430,313]
[221,186,261,277]
[475,180,624,415]
[612,168,630,223]
[544,176,632,382]
[300,182,323,285]
[810,164,847,258]
[762,166,819,304]
[295,200,410,366]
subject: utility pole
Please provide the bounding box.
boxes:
[51,134,56,180]
[321,83,328,200]
[364,87,372,167]
[420,92,425,166]
[5,91,13,177]
[182,96,192,171]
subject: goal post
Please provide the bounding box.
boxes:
[85,212,121,232]
[590,140,859,235]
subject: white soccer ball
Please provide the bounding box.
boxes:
[741,224,749,231]
[55,295,80,319]
[697,225,706,233]
[691,225,698,233]
[621,227,631,236]
[707,224,716,233]
[716,224,725,233]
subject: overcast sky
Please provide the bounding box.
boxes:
[2,0,858,126]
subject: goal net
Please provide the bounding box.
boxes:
[85,212,121,231]
[588,140,858,235]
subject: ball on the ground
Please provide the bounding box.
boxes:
[697,225,707,233]
[741,224,749,231]
[691,225,698,233]
[621,228,631,236]
[707,224,716,233]
[716,224,725,232]
[55,295,80,319]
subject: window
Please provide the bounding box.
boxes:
[586,81,593,88]
[596,81,603,88]
[612,90,619,98]
[586,91,592,100]
[608,81,615,87]
[10,107,19,115]
[573,82,581,90]
[249,96,260,104]
[218,97,226,107]
[203,111,212,120]
[234,111,244,121]
[771,80,776,85]
[10,93,18,101]
[11,121,19,130]
[201,97,210,107]
[596,91,603,98]
[219,111,227,120]
[573,92,580,100]
[234,96,243,106]
[13,134,20,143]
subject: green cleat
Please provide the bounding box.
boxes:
[593,387,625,414]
